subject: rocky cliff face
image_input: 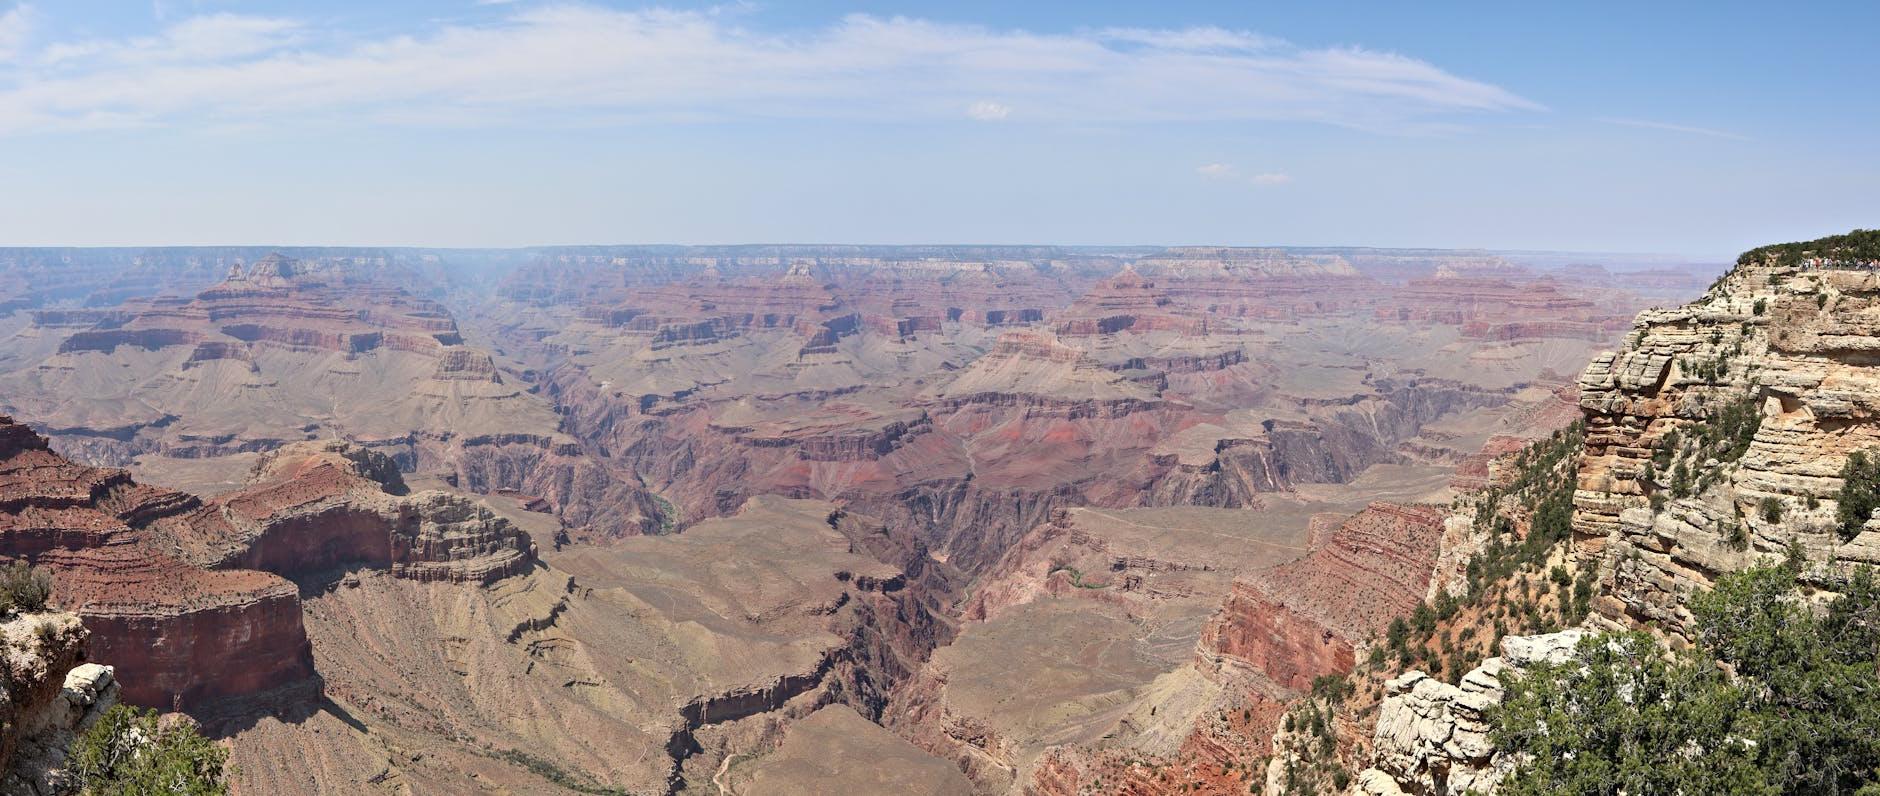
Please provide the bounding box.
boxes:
[0,612,122,796]
[1341,236,1880,796]
[1574,252,1880,637]
[1200,503,1446,693]
[0,417,539,713]
[1353,631,1582,796]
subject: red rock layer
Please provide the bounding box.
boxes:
[1378,276,1634,341]
[0,417,313,710]
[0,418,539,712]
[1199,502,1445,690]
[1053,267,1209,336]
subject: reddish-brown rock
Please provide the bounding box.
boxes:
[0,417,539,713]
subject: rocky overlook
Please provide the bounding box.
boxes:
[1323,230,1880,796]
[1574,231,1880,635]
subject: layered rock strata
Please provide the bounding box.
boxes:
[1573,252,1880,636]
[0,417,536,712]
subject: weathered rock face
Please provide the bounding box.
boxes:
[0,418,315,711]
[1380,275,1632,342]
[0,614,123,796]
[223,496,951,795]
[177,440,538,585]
[1054,267,1209,337]
[1572,255,1880,637]
[1200,503,1446,692]
[0,417,539,713]
[1354,630,1582,796]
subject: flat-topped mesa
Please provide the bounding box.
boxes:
[1054,266,1209,336]
[0,415,315,711]
[431,348,502,382]
[1136,247,1362,280]
[716,405,932,463]
[1380,273,1632,342]
[922,328,1163,414]
[828,260,1068,334]
[0,418,539,714]
[54,252,463,357]
[1572,229,1880,637]
[162,440,537,585]
[1131,248,1376,320]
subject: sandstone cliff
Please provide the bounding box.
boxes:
[1574,243,1880,636]
[1343,233,1880,795]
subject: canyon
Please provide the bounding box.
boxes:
[0,244,1716,794]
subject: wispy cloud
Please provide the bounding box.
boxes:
[0,5,1539,136]
[966,100,1010,121]
[1196,162,1238,179]
[1602,117,1749,141]
[43,13,301,66]
[0,3,32,63]
[1197,163,1291,186]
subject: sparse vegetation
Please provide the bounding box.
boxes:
[649,493,680,535]
[1836,449,1880,541]
[1374,424,1592,685]
[1737,228,1880,269]
[489,749,632,796]
[68,705,229,796]
[1758,495,1783,524]
[1045,565,1106,589]
[0,559,52,617]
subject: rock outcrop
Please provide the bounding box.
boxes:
[1354,630,1582,796]
[0,613,121,796]
[1200,503,1446,692]
[0,416,537,713]
[1573,249,1880,637]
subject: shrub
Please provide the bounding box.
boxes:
[0,560,52,617]
[1496,560,1880,795]
[1837,450,1880,541]
[1737,228,1880,269]
[68,704,229,796]
[1759,496,1783,524]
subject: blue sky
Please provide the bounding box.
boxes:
[0,1,1873,256]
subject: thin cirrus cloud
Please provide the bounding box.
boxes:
[0,4,1540,136]
[1601,117,1750,141]
[1196,163,1291,186]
